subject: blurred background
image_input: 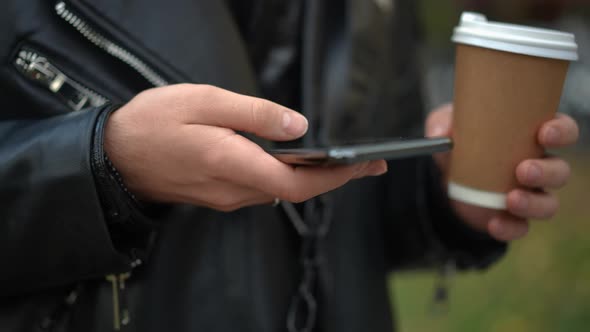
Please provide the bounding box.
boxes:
[390,0,590,331]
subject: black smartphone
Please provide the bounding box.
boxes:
[268,137,453,166]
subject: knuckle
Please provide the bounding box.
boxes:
[203,148,223,168]
[202,135,237,169]
[515,162,528,180]
[165,84,204,118]
[196,84,219,95]
[190,84,222,105]
[174,83,199,98]
[248,99,272,128]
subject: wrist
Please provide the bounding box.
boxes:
[425,157,508,269]
[450,198,499,234]
[437,162,496,234]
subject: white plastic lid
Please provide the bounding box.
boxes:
[452,12,578,61]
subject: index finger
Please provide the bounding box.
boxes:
[179,84,308,141]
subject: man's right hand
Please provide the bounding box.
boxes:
[104,84,387,211]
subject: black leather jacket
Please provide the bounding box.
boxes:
[0,1,505,331]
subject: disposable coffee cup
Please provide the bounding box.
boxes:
[448,12,578,210]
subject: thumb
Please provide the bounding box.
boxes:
[183,85,308,141]
[426,104,454,171]
[425,103,453,138]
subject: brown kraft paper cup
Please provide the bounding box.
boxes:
[448,13,577,209]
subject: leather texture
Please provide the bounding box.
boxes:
[0,1,506,331]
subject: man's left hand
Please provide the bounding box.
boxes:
[426,104,580,242]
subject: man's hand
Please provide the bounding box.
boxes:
[426,104,579,241]
[104,84,387,211]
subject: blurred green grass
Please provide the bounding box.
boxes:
[390,152,590,332]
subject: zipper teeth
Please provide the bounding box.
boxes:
[55,1,169,87]
[75,80,109,106]
[15,48,109,108]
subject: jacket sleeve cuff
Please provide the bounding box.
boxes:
[90,104,170,262]
[421,157,507,270]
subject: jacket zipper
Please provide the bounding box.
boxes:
[53,2,166,328]
[55,1,169,88]
[15,47,132,331]
[14,47,109,111]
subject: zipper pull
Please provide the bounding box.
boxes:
[106,273,132,331]
[105,274,121,331]
[14,48,108,111]
[118,273,131,327]
[431,260,456,316]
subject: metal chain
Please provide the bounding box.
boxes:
[283,0,329,329]
[283,195,333,332]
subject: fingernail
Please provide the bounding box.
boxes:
[543,126,560,144]
[526,163,542,183]
[283,112,308,137]
[430,126,446,137]
[370,163,388,176]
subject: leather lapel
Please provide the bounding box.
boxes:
[63,0,257,95]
